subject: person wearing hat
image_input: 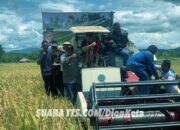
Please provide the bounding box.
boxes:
[61,44,80,104]
[63,41,71,51]
[126,45,159,95]
[57,45,64,52]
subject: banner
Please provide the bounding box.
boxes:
[42,12,114,32]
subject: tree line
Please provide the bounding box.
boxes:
[0,44,39,63]
[156,48,180,58]
[0,44,180,63]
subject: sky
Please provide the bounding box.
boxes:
[0,0,180,51]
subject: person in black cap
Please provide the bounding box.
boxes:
[126,45,159,95]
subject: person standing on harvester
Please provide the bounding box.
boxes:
[126,45,159,95]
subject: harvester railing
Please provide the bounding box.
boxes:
[90,80,180,130]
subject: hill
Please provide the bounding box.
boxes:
[10,47,40,54]
[157,47,180,58]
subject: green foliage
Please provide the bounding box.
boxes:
[0,51,39,63]
[0,44,5,58]
[156,48,180,58]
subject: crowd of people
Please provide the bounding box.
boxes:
[37,40,80,104]
[80,22,130,68]
[37,22,180,104]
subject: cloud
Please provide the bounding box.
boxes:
[164,0,180,5]
[0,0,180,51]
[129,30,180,49]
[112,0,180,49]
[0,9,42,51]
[8,44,16,49]
[40,1,80,12]
[0,33,7,42]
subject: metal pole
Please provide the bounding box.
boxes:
[97,93,180,102]
[98,102,180,110]
[95,80,180,89]
[99,121,180,130]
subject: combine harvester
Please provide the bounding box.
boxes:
[42,12,180,130]
[72,26,180,130]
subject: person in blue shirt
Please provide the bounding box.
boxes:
[126,45,159,95]
[37,40,55,96]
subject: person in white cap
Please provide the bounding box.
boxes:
[63,41,71,51]
[61,44,80,104]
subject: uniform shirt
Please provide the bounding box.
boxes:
[163,69,179,93]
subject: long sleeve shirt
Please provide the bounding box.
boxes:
[37,50,53,76]
[127,50,158,78]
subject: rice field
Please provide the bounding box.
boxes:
[0,63,83,130]
[0,58,180,130]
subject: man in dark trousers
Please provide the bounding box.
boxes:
[37,40,55,96]
[126,45,159,95]
[51,41,64,96]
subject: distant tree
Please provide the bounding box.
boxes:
[162,51,169,58]
[0,44,5,58]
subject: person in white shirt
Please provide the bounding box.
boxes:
[161,60,180,93]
